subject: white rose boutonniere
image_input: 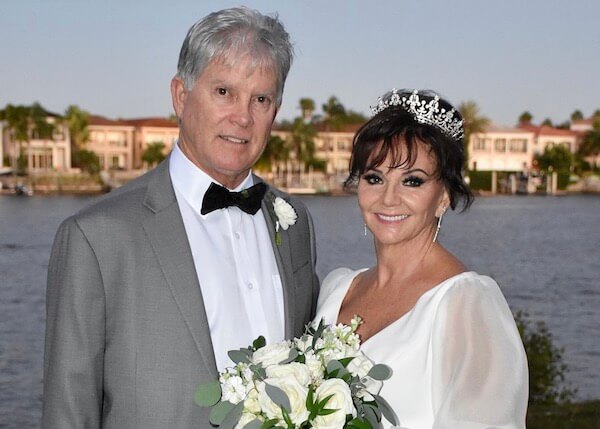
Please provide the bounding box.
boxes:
[273,197,297,245]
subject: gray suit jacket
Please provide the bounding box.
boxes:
[42,159,319,428]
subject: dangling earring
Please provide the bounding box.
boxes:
[364,223,368,236]
[433,211,445,243]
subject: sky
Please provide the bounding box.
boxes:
[1,0,599,127]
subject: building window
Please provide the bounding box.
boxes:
[509,139,527,153]
[494,138,506,152]
[473,138,489,151]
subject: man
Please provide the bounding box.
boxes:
[42,7,319,428]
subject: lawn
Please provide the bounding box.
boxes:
[527,401,600,429]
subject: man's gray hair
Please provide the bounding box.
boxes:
[176,6,294,106]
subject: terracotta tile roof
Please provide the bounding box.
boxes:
[519,124,577,137]
[313,123,364,133]
[272,122,364,133]
[125,117,178,127]
[482,123,531,133]
[88,115,178,128]
[88,115,132,126]
[572,118,594,126]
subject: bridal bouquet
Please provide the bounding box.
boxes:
[195,316,398,429]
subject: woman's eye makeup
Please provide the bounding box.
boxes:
[362,173,383,185]
[402,175,425,187]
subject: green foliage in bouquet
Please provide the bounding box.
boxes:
[195,317,398,429]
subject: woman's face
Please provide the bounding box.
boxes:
[357,139,449,247]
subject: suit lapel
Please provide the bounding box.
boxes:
[142,160,218,376]
[260,184,296,339]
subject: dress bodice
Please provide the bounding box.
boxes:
[315,268,528,429]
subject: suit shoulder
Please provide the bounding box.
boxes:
[72,167,158,224]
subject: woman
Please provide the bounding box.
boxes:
[315,89,528,428]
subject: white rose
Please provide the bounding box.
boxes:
[244,388,261,414]
[252,342,291,368]
[312,379,356,429]
[266,362,311,386]
[257,377,310,425]
[273,197,297,230]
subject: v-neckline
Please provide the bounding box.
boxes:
[334,270,473,345]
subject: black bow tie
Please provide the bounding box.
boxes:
[201,182,267,215]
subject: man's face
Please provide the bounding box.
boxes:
[171,55,279,188]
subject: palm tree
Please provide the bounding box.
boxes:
[64,105,90,169]
[0,103,55,174]
[141,142,166,167]
[578,120,600,170]
[570,110,584,122]
[518,111,533,126]
[299,98,315,122]
[458,101,489,168]
[321,96,346,131]
[255,135,289,173]
[290,117,318,170]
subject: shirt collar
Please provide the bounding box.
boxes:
[169,141,256,212]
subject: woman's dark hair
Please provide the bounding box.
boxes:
[345,89,474,211]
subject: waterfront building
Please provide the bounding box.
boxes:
[468,124,534,172]
[570,117,599,168]
[270,124,360,191]
[519,123,579,154]
[88,116,135,171]
[468,123,578,172]
[0,111,71,172]
[87,116,178,171]
[125,117,179,169]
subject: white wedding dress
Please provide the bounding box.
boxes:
[315,268,528,429]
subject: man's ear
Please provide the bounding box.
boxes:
[170,76,187,119]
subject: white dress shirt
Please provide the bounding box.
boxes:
[169,143,284,371]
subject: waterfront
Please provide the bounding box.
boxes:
[0,193,599,427]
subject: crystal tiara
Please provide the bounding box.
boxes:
[370,89,464,140]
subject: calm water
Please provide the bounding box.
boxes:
[0,193,599,427]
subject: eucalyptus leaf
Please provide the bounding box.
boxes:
[265,383,291,412]
[209,401,235,426]
[228,349,251,364]
[311,319,326,349]
[361,404,380,428]
[219,401,245,429]
[367,364,393,381]
[373,394,399,426]
[279,348,299,364]
[250,364,266,380]
[362,402,381,421]
[326,360,349,378]
[242,419,261,429]
[194,380,222,407]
